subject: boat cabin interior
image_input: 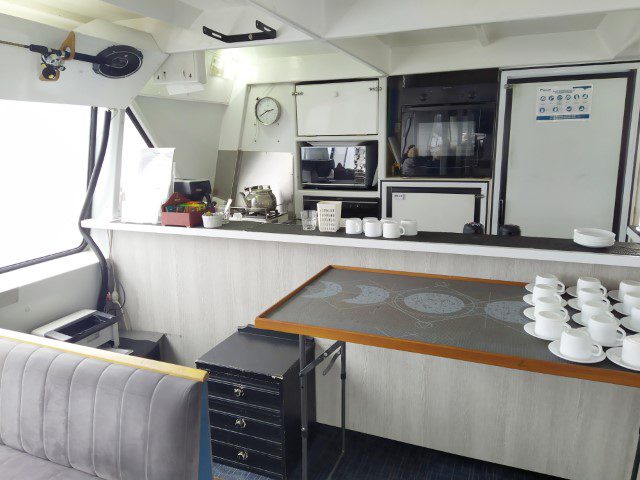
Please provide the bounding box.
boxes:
[3,1,640,479]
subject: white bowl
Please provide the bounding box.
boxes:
[573,228,615,248]
[203,213,223,228]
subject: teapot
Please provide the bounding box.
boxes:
[239,185,277,211]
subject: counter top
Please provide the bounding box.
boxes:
[82,218,640,268]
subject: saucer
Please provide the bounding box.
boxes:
[606,347,640,372]
[548,340,606,364]
[621,316,640,333]
[567,298,612,311]
[525,283,535,293]
[523,307,536,320]
[575,327,623,348]
[524,294,567,307]
[524,322,558,341]
[608,290,621,302]
[566,286,578,297]
[572,312,588,327]
[614,303,631,315]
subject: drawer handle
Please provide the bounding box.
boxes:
[235,417,247,429]
[237,449,249,461]
[233,387,245,398]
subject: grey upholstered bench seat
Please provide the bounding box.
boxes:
[0,337,204,480]
[0,444,97,479]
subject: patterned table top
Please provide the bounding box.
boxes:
[257,266,639,387]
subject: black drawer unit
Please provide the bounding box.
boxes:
[196,326,315,480]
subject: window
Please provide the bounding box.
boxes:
[0,100,92,271]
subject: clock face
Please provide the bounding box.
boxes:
[255,97,280,126]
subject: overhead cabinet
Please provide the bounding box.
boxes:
[295,80,379,136]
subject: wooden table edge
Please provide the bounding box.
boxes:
[255,317,640,389]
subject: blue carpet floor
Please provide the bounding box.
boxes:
[213,424,563,480]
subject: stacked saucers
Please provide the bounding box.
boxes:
[573,228,615,248]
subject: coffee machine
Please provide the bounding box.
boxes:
[173,179,212,205]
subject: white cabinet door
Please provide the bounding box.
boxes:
[381,180,489,233]
[295,80,379,136]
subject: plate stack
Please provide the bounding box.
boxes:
[573,228,615,248]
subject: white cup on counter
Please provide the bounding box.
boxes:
[588,313,625,345]
[534,296,568,319]
[532,284,563,304]
[400,219,418,236]
[621,335,640,368]
[581,300,612,326]
[559,329,603,360]
[623,292,640,315]
[576,277,606,295]
[619,280,640,301]
[534,274,565,294]
[577,287,610,309]
[364,220,382,238]
[382,221,405,239]
[535,311,570,340]
[345,218,363,235]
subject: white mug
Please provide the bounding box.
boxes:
[621,334,640,367]
[532,284,563,304]
[534,311,570,340]
[630,305,640,330]
[364,220,382,238]
[383,222,405,239]
[534,296,567,317]
[345,218,363,235]
[580,300,612,326]
[577,287,610,309]
[559,329,603,360]
[534,274,565,294]
[588,312,625,345]
[576,277,606,295]
[623,292,640,315]
[400,219,418,236]
[619,280,640,301]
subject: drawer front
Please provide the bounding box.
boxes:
[210,410,282,443]
[212,441,283,477]
[209,397,281,425]
[211,428,282,457]
[208,378,281,409]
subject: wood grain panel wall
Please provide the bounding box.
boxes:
[111,231,640,480]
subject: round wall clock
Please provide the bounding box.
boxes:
[255,96,281,125]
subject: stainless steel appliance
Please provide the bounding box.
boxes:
[388,69,499,178]
[299,142,378,190]
[302,195,379,219]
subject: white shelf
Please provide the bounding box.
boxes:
[81,219,640,268]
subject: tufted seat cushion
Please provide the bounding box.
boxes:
[0,444,97,479]
[0,338,202,480]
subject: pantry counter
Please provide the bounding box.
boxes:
[82,218,640,268]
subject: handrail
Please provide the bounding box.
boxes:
[0,328,207,383]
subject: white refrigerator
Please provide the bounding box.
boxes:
[492,64,639,239]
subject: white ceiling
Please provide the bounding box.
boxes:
[2,0,640,75]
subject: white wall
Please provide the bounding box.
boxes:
[133,96,226,185]
[241,84,295,152]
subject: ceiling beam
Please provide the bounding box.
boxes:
[596,10,640,57]
[245,0,388,75]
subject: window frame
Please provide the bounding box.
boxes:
[0,106,99,274]
[125,107,155,148]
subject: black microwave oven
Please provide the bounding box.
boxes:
[299,141,378,190]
